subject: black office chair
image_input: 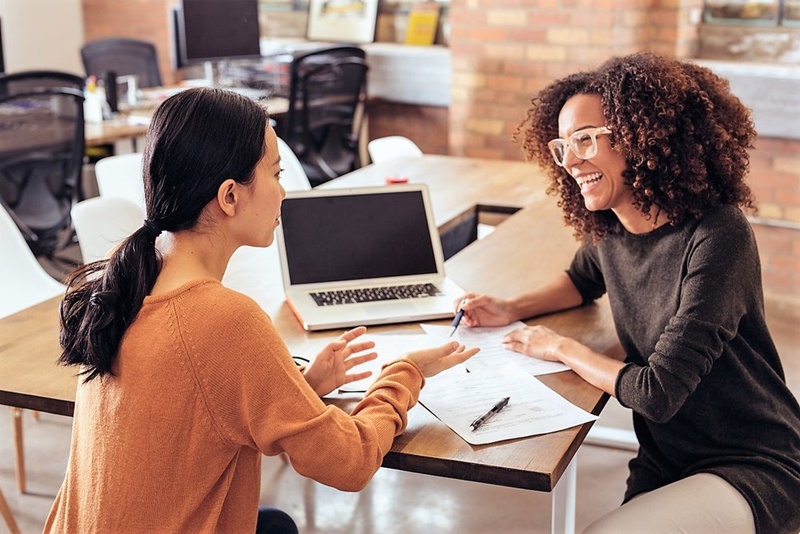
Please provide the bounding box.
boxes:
[0,70,84,97]
[81,37,162,88]
[281,46,369,187]
[0,86,86,261]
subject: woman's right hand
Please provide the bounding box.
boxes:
[455,293,515,327]
[404,341,479,378]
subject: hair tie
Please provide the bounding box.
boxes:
[142,219,162,237]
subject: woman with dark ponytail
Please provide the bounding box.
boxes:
[46,87,478,533]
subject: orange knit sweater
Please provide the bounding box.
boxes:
[45,279,424,533]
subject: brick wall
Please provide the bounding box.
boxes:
[448,0,702,160]
[81,0,175,85]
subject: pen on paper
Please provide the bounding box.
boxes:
[470,396,510,432]
[449,299,467,337]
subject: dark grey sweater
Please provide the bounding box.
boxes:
[566,205,800,534]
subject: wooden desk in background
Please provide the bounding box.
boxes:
[0,155,622,534]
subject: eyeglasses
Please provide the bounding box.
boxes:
[547,126,612,168]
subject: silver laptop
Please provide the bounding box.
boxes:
[275,184,463,331]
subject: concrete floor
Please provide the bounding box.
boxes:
[1,243,798,534]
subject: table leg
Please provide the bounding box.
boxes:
[0,486,21,534]
[551,455,577,534]
[11,408,25,494]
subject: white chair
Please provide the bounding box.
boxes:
[94,152,146,210]
[71,197,146,263]
[367,135,423,164]
[0,203,66,496]
[277,137,312,192]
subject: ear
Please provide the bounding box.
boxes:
[216,179,239,218]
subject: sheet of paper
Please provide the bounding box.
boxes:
[421,322,570,376]
[335,334,446,393]
[418,363,598,446]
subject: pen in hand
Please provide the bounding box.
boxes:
[449,299,467,337]
[470,396,510,432]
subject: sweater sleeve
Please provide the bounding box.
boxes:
[615,210,757,423]
[566,243,606,304]
[175,289,424,492]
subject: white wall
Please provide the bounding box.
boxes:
[0,0,83,74]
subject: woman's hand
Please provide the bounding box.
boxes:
[455,292,515,327]
[503,324,623,396]
[404,341,480,378]
[501,324,570,362]
[304,326,377,397]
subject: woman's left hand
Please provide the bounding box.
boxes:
[304,326,378,397]
[502,325,568,362]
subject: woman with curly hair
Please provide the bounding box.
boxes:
[456,52,800,533]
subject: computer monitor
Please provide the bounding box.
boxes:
[174,0,261,66]
[0,17,5,74]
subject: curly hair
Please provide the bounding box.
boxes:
[515,51,757,240]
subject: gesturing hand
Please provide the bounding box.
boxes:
[304,326,377,397]
[404,340,480,377]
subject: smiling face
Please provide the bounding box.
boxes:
[557,94,639,225]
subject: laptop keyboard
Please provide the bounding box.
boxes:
[310,283,444,306]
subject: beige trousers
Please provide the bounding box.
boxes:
[583,473,755,534]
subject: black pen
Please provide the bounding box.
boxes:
[470,396,510,432]
[449,299,467,337]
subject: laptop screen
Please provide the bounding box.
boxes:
[279,189,438,285]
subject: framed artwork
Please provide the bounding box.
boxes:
[306,0,379,43]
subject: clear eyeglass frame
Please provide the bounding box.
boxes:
[547,126,612,168]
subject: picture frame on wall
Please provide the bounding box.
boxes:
[306,0,379,43]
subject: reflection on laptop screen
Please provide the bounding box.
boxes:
[280,190,438,285]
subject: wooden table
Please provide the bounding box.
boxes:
[0,155,622,533]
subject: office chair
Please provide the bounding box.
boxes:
[367,135,423,164]
[0,86,86,263]
[0,203,67,496]
[71,196,145,263]
[0,70,84,97]
[281,46,369,187]
[94,152,145,210]
[80,37,162,88]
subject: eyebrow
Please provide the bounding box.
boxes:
[559,124,603,137]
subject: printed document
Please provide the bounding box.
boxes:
[421,322,570,376]
[419,363,598,445]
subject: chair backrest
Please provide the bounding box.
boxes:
[0,86,86,258]
[0,203,65,318]
[94,152,145,210]
[281,46,368,187]
[81,38,162,88]
[276,136,311,192]
[0,70,84,98]
[367,136,423,164]
[71,196,145,264]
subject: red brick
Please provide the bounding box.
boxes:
[466,27,510,42]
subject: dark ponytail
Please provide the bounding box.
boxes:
[59,88,269,381]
